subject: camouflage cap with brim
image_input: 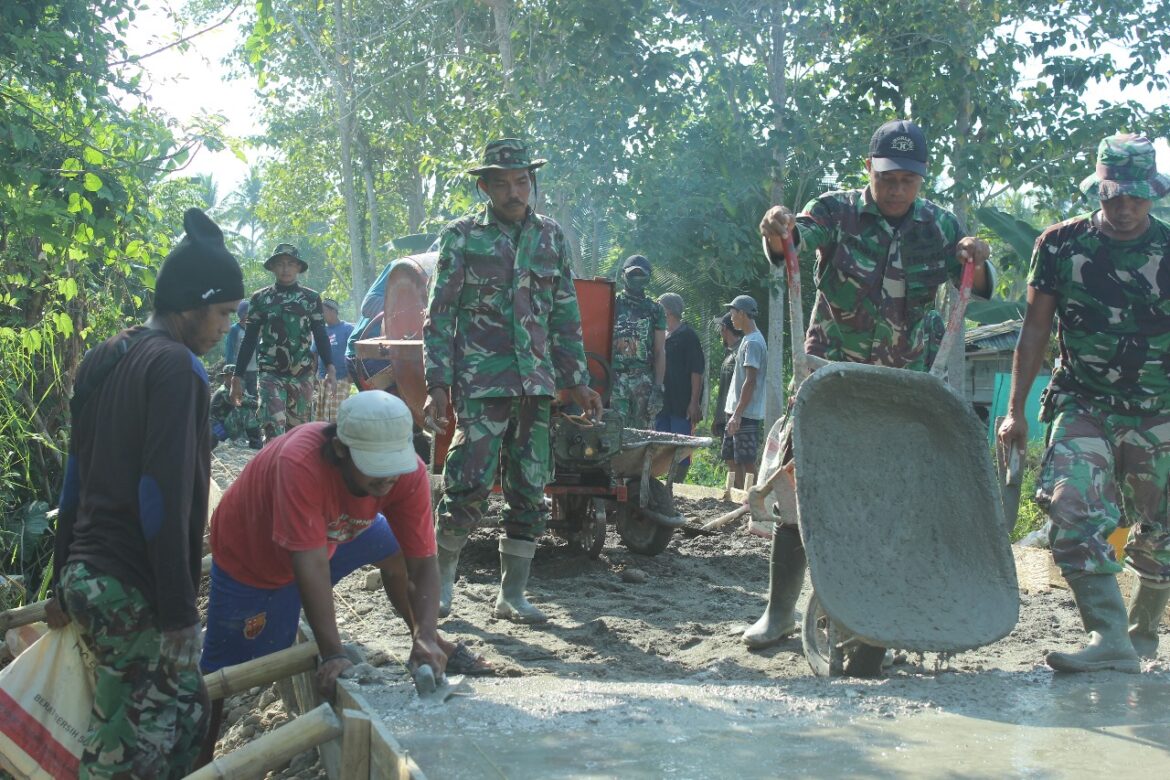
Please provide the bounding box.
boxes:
[264,242,308,272]
[1079,134,1170,201]
[467,138,547,176]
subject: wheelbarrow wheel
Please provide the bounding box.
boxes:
[802,590,886,678]
[615,479,676,556]
[564,495,606,559]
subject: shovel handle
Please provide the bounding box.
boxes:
[764,232,811,388]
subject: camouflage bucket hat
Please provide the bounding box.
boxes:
[467,138,547,176]
[264,242,308,273]
[1079,134,1170,201]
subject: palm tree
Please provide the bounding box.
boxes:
[219,166,264,262]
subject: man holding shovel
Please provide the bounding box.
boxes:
[745,119,992,652]
[1000,134,1170,674]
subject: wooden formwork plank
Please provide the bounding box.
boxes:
[338,709,371,780]
[336,683,427,780]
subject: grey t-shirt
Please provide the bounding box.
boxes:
[724,329,766,421]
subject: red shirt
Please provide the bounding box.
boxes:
[211,423,435,588]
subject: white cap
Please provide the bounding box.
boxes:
[336,391,416,478]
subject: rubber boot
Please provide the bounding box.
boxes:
[436,535,466,619]
[1046,573,1140,673]
[1128,578,1170,659]
[494,538,548,624]
[742,524,806,649]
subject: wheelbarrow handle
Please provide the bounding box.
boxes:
[929,260,976,382]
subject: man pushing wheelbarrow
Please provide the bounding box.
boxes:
[743,120,998,670]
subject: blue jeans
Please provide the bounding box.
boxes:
[654,412,692,468]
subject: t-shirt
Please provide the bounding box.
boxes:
[662,322,705,417]
[53,327,210,631]
[724,329,767,421]
[1029,213,1170,412]
[315,320,355,378]
[210,423,436,588]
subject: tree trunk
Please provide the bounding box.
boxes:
[331,0,369,311]
[764,0,790,432]
[486,0,517,99]
[358,132,381,289]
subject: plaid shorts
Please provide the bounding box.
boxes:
[314,377,353,423]
[721,417,761,466]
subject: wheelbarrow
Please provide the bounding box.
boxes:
[547,412,711,557]
[752,235,1018,677]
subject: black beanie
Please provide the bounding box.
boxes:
[154,209,245,313]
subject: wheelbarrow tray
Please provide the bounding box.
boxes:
[791,362,1019,653]
[608,429,712,479]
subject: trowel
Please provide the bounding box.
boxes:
[411,663,466,704]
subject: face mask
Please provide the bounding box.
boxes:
[624,271,649,293]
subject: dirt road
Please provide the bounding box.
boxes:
[209,445,1170,778]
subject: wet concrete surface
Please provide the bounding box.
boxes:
[363,671,1170,778]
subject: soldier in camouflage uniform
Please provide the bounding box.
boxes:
[210,365,262,449]
[744,120,993,652]
[423,138,602,624]
[231,243,336,442]
[610,254,666,429]
[1000,134,1170,674]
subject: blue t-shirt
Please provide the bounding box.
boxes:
[315,320,355,378]
[724,329,767,421]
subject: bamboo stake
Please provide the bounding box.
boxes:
[184,702,341,780]
[203,641,320,701]
[0,600,47,633]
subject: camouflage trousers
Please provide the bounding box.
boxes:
[436,396,551,540]
[610,367,661,430]
[58,562,208,779]
[1038,395,1170,582]
[258,371,314,437]
[314,376,352,423]
[214,405,260,442]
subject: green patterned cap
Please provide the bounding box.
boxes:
[1079,134,1170,201]
[264,242,307,272]
[467,138,547,176]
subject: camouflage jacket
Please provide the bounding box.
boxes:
[611,290,666,375]
[423,206,589,402]
[235,283,331,378]
[788,188,980,372]
[1030,213,1170,413]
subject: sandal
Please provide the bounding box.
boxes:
[445,642,494,676]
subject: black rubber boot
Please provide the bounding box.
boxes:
[1128,578,1170,659]
[742,524,806,649]
[1047,573,1140,673]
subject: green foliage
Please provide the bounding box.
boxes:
[1011,441,1051,542]
[0,0,230,598]
[683,443,727,489]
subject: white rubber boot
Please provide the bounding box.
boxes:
[494,538,548,624]
[437,534,466,619]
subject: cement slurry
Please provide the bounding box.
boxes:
[363,670,1170,778]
